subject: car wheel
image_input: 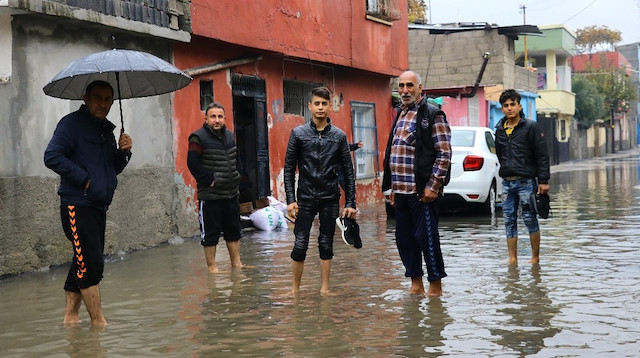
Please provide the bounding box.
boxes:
[481,182,496,215]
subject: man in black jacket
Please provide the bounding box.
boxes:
[44,80,132,326]
[284,86,357,295]
[187,102,244,273]
[495,89,550,265]
[382,71,451,297]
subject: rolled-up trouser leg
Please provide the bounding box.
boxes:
[317,200,339,260]
[291,200,317,262]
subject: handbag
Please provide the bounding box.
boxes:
[531,192,550,219]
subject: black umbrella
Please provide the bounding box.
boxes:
[43,49,192,131]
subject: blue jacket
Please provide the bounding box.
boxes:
[44,105,131,210]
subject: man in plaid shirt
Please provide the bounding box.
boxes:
[382,70,451,297]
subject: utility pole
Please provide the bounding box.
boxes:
[520,4,527,69]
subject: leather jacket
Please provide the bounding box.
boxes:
[494,116,550,184]
[284,119,356,208]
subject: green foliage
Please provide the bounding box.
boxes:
[572,76,606,129]
[573,59,636,129]
[576,26,622,53]
[408,0,426,23]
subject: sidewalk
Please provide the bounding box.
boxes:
[551,146,640,174]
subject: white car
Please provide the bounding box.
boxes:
[443,126,502,215]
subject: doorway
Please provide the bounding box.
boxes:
[232,75,270,204]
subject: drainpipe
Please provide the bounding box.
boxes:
[461,52,491,98]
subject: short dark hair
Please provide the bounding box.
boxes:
[85,80,114,97]
[499,89,521,105]
[205,102,225,116]
[309,86,331,101]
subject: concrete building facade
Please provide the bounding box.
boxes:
[172,0,408,220]
[516,25,576,164]
[0,0,193,275]
[408,23,539,129]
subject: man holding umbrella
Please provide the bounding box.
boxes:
[44,80,133,326]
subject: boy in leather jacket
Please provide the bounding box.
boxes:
[284,86,357,295]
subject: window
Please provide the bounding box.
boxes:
[283,80,323,118]
[451,130,475,147]
[485,131,497,154]
[365,0,401,22]
[199,80,213,111]
[467,95,480,126]
[559,118,567,141]
[350,102,379,179]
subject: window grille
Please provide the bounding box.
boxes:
[200,80,213,111]
[365,0,401,21]
[350,101,379,179]
[284,79,324,118]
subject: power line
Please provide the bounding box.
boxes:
[562,0,598,24]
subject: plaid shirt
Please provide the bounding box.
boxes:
[390,97,451,195]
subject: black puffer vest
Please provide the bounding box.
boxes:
[190,125,240,200]
[382,97,450,194]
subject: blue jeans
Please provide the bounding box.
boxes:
[393,194,446,282]
[501,178,539,238]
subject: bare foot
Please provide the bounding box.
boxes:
[90,317,108,327]
[237,264,256,269]
[408,288,426,295]
[320,290,338,297]
[426,280,442,297]
[409,276,426,295]
[63,316,81,325]
[529,257,540,264]
[508,258,518,265]
[208,267,228,274]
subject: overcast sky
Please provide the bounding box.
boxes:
[428,0,640,45]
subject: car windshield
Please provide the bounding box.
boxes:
[451,130,476,147]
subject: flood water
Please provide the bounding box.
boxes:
[2,153,640,357]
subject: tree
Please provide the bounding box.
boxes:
[408,0,426,23]
[592,67,636,112]
[572,76,606,129]
[575,26,622,53]
[573,52,636,129]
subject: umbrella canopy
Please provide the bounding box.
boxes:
[43,49,191,132]
[43,49,192,100]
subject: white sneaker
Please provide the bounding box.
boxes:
[335,217,349,245]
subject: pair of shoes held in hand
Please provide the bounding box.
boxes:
[336,217,362,249]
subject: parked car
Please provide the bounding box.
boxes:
[383,126,501,218]
[443,126,502,215]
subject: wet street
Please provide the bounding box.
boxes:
[1,152,640,357]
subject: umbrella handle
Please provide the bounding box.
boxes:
[116,72,124,132]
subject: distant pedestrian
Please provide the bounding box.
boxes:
[284,86,357,295]
[44,80,133,326]
[494,89,550,265]
[187,102,245,273]
[382,70,451,297]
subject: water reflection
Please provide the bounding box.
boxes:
[65,325,106,358]
[1,153,640,356]
[489,265,560,357]
[396,297,452,357]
